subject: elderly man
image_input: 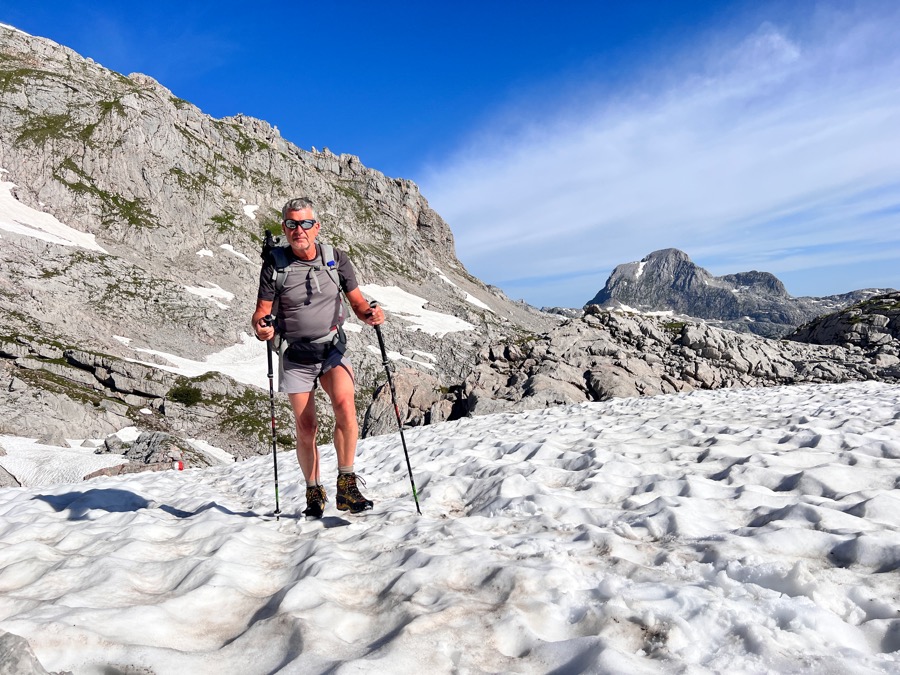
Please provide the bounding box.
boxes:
[251,197,385,517]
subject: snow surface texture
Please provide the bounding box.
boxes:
[0,382,899,673]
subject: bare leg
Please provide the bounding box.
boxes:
[288,391,319,483]
[319,363,358,468]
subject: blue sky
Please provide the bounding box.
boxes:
[3,1,898,307]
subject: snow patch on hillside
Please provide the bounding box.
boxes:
[0,177,107,252]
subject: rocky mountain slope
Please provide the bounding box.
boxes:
[586,248,891,337]
[0,23,552,463]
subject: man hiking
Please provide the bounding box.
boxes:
[252,197,385,517]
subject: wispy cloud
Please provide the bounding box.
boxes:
[422,4,900,306]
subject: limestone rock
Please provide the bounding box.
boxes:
[0,629,52,675]
[458,308,898,416]
[36,431,69,447]
[0,465,20,488]
[362,369,451,437]
[787,292,900,355]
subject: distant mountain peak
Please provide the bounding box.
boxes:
[586,248,891,337]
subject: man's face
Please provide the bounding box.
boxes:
[282,207,320,258]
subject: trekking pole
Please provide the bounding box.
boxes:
[371,302,422,515]
[263,315,281,521]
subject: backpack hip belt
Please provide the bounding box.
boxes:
[283,325,347,365]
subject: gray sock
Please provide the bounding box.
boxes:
[338,465,354,475]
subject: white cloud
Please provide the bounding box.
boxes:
[422,7,900,306]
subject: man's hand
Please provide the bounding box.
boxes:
[252,299,275,341]
[253,315,275,341]
[363,304,385,326]
[345,288,385,326]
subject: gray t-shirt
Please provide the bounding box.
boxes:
[258,244,359,340]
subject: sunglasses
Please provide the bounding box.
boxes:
[284,219,318,230]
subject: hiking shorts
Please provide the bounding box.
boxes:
[278,348,354,394]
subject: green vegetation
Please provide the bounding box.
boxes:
[235,133,254,154]
[229,164,248,181]
[175,124,201,146]
[16,113,76,145]
[54,157,159,229]
[91,268,183,314]
[351,241,416,280]
[322,182,420,279]
[217,388,279,443]
[76,121,99,144]
[233,128,270,155]
[664,321,688,333]
[249,208,284,245]
[16,366,99,408]
[10,350,130,412]
[315,424,332,449]
[513,330,538,346]
[0,64,55,93]
[170,96,191,110]
[860,297,900,313]
[13,94,126,148]
[39,250,105,279]
[209,212,238,234]
[98,99,126,117]
[169,167,211,192]
[168,383,203,406]
[334,183,377,224]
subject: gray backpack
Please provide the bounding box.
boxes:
[261,231,347,361]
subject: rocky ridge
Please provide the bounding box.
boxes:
[586,248,891,338]
[362,305,899,430]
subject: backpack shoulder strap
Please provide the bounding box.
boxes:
[269,245,291,297]
[318,243,343,294]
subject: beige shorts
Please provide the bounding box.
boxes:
[278,349,354,394]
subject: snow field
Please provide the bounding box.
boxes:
[0,382,897,673]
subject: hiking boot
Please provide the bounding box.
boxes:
[303,485,327,518]
[336,472,373,513]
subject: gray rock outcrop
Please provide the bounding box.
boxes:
[0,630,52,675]
[457,306,894,416]
[0,334,294,460]
[0,465,20,488]
[362,369,458,437]
[786,292,900,375]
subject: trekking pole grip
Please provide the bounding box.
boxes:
[370,301,390,364]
